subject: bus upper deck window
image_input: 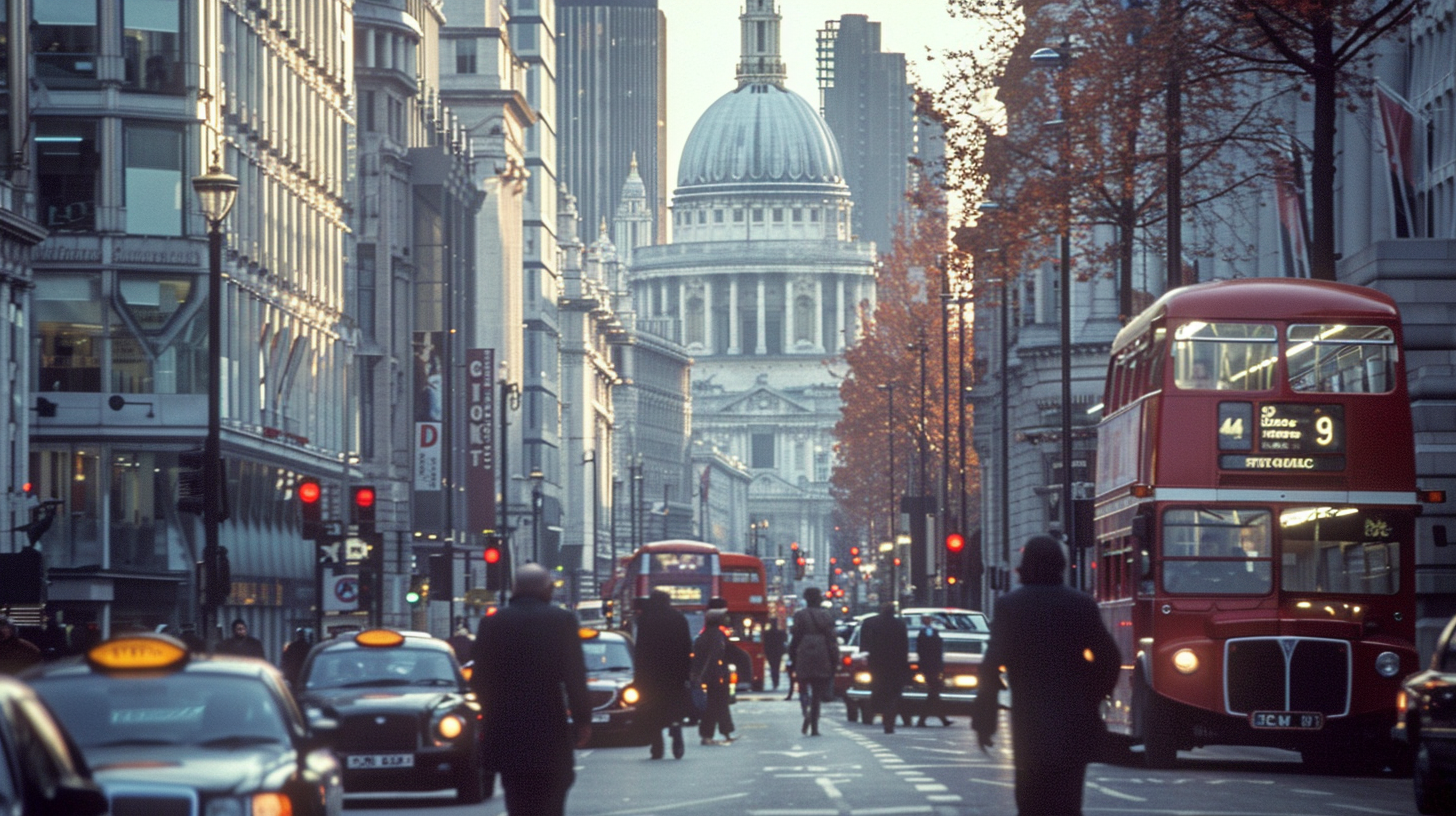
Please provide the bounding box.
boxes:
[1287,325,1396,393]
[1172,322,1277,392]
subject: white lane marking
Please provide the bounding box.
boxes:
[761,749,831,758]
[912,746,971,755]
[970,777,1016,789]
[816,776,844,799]
[849,808,934,815]
[1087,782,1147,802]
[593,792,751,815]
[1329,805,1403,815]
[913,783,948,792]
[925,795,963,803]
[747,810,839,815]
[1206,779,1276,785]
[1290,789,1333,796]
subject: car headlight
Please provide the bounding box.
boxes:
[1172,649,1199,675]
[950,674,979,689]
[854,671,872,685]
[206,794,292,816]
[622,686,641,705]
[1376,651,1401,678]
[250,794,293,816]
[437,713,465,740]
[912,672,926,685]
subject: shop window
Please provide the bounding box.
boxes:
[29,448,102,569]
[36,274,103,392]
[33,0,99,88]
[123,0,181,93]
[36,121,98,232]
[125,124,183,236]
[110,451,169,571]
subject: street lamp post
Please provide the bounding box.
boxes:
[584,451,598,593]
[191,161,238,642]
[976,201,1014,598]
[1031,45,1078,584]
[498,367,520,578]
[906,333,930,604]
[876,383,897,543]
[529,468,544,564]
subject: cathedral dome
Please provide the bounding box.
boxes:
[676,83,847,194]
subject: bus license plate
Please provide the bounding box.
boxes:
[1249,711,1324,730]
[346,753,415,769]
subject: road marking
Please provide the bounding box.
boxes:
[1289,789,1332,795]
[925,794,963,803]
[1329,805,1403,815]
[849,808,933,815]
[1206,779,1276,785]
[911,746,969,755]
[969,777,1016,789]
[913,783,948,792]
[1087,782,1147,802]
[594,792,750,815]
[761,749,831,758]
[816,776,844,799]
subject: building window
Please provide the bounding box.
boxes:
[361,90,376,131]
[733,209,744,222]
[794,295,814,344]
[772,208,783,222]
[125,123,183,236]
[456,38,477,74]
[111,274,205,393]
[752,208,763,222]
[686,296,705,346]
[792,208,802,222]
[357,245,377,339]
[714,209,724,223]
[123,0,181,93]
[35,274,103,392]
[810,209,819,222]
[37,120,98,232]
[34,0,99,88]
[751,433,774,469]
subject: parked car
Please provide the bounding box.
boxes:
[25,631,343,816]
[295,628,485,803]
[0,676,108,816]
[842,608,991,723]
[1398,614,1456,813]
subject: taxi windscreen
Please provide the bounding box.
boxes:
[304,646,458,690]
[583,638,633,673]
[35,675,290,749]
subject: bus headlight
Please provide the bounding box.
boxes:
[622,686,641,705]
[854,671,873,685]
[1172,649,1199,675]
[1376,651,1401,678]
[950,674,979,689]
[912,673,926,685]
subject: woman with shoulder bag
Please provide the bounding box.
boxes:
[789,587,837,736]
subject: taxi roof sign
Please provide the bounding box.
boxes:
[87,633,189,671]
[354,629,405,648]
[578,627,601,640]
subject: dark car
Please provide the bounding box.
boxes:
[0,676,108,816]
[295,629,485,803]
[842,608,992,723]
[24,631,342,816]
[1398,614,1456,813]
[581,629,644,745]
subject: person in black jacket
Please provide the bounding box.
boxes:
[633,590,692,759]
[915,617,953,727]
[972,535,1121,816]
[690,609,734,745]
[215,619,266,660]
[473,564,592,816]
[789,587,837,736]
[761,620,787,690]
[859,603,909,734]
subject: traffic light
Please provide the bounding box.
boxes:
[202,545,231,608]
[850,545,861,567]
[795,555,806,580]
[352,485,376,536]
[357,566,376,614]
[299,478,324,540]
[406,575,427,606]
[483,538,508,592]
[945,533,966,603]
[428,553,453,599]
[177,448,206,515]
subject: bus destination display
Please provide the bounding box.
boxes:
[1218,402,1345,471]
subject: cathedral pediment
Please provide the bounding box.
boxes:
[716,386,811,416]
[749,472,806,498]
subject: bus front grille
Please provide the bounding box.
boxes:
[1225,637,1350,717]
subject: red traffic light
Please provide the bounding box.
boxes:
[353,486,376,508]
[299,480,321,504]
[946,533,965,553]
[849,546,859,557]
[484,547,502,564]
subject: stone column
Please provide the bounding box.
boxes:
[784,276,796,351]
[703,278,714,352]
[814,278,825,353]
[755,276,767,354]
[835,276,845,353]
[728,278,741,354]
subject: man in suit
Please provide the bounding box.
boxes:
[473,563,592,815]
[761,620,787,690]
[915,617,953,727]
[860,603,909,734]
[972,535,1121,816]
[633,590,692,759]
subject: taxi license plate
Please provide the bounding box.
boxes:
[346,754,415,769]
[592,713,610,724]
[1249,711,1324,730]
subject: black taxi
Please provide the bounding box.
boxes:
[294,629,485,802]
[0,675,107,816]
[580,628,643,745]
[1398,613,1456,814]
[22,631,343,816]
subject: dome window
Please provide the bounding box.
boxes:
[714,210,725,223]
[734,210,744,222]
[772,208,783,222]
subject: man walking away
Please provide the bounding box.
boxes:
[789,587,837,736]
[473,564,592,816]
[915,616,953,726]
[761,620,787,690]
[633,590,692,759]
[279,628,311,688]
[691,609,734,744]
[215,618,266,659]
[972,536,1121,816]
[860,603,909,733]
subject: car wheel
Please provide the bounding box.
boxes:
[456,754,488,805]
[1133,670,1177,770]
[1415,743,1456,815]
[844,699,859,723]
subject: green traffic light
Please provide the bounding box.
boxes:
[405,590,421,604]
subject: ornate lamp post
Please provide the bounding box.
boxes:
[191,161,238,641]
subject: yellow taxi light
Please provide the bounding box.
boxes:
[87,634,188,671]
[250,792,293,816]
[437,715,464,740]
[622,686,641,705]
[460,665,473,682]
[579,627,601,640]
[354,629,405,648]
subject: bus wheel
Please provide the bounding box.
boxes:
[1415,742,1456,815]
[845,699,859,723]
[1133,671,1177,770]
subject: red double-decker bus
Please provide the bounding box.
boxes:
[612,540,722,637]
[719,552,769,690]
[1094,278,1437,770]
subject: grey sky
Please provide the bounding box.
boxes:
[655,0,985,195]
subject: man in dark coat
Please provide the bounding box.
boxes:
[690,609,733,745]
[972,535,1121,816]
[789,587,837,736]
[761,620,787,690]
[279,628,312,687]
[215,618,266,660]
[632,590,692,759]
[859,603,909,733]
[473,564,592,816]
[915,616,953,727]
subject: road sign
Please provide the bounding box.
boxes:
[323,569,360,612]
